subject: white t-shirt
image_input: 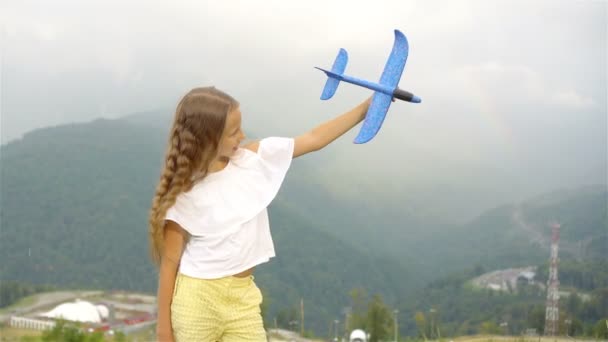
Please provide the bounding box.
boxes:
[165,137,295,279]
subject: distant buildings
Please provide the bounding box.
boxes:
[39,298,109,323]
[7,291,157,338]
[471,266,537,292]
[9,316,56,331]
[9,299,109,331]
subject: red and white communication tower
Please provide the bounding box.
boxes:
[544,222,561,336]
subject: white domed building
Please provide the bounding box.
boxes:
[95,304,109,320]
[39,299,109,323]
[349,329,368,342]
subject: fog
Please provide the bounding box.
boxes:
[1,0,605,220]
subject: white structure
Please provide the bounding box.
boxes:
[96,304,110,320]
[10,316,56,330]
[472,266,537,292]
[38,299,109,323]
[350,329,368,342]
[519,270,535,282]
[487,283,502,291]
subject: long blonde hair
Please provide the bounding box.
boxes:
[148,87,239,267]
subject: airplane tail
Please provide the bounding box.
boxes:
[316,48,348,100]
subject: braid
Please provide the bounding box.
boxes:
[148,87,238,267]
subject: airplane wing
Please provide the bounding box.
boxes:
[379,30,409,89]
[353,30,409,144]
[353,92,393,144]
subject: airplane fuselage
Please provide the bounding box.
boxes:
[337,73,419,103]
[334,73,395,96]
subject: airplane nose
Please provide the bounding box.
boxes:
[393,88,421,103]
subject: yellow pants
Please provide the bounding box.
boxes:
[171,272,267,341]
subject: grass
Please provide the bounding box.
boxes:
[1,328,602,342]
[0,326,43,341]
[0,325,155,342]
[451,335,600,342]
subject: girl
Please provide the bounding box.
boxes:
[149,86,371,341]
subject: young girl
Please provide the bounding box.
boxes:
[149,86,371,341]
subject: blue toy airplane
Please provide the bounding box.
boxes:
[316,29,421,144]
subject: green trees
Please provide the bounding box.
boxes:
[41,320,105,342]
[414,311,427,340]
[0,281,55,308]
[592,319,608,339]
[365,295,394,342]
[38,320,128,342]
[480,321,505,335]
[405,263,608,338]
[347,288,394,342]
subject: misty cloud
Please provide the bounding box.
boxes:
[0,0,605,220]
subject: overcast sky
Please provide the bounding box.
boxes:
[1,0,606,214]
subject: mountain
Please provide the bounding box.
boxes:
[393,184,607,337]
[87,109,608,277]
[1,110,605,336]
[0,116,412,334]
[431,184,607,273]
[279,160,607,282]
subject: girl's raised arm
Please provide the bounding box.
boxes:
[292,97,371,158]
[242,97,371,157]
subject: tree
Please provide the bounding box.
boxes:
[114,331,127,342]
[41,320,105,342]
[349,288,369,331]
[0,281,55,308]
[456,320,473,336]
[414,311,428,340]
[365,295,393,342]
[479,321,500,335]
[527,305,545,334]
[593,319,608,339]
[276,306,299,331]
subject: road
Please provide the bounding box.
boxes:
[0,290,102,322]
